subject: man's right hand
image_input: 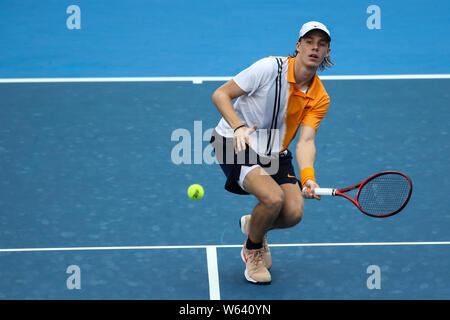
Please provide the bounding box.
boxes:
[233,125,257,154]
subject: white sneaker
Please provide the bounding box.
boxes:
[241,242,271,284]
[239,215,272,269]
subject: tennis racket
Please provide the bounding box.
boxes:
[314,171,412,218]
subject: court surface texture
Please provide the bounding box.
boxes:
[0,78,449,299]
[0,0,449,300]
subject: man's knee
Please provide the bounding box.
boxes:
[291,207,303,225]
[261,189,285,213]
[281,202,304,227]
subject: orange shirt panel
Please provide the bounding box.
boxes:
[281,57,330,151]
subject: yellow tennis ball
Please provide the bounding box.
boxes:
[187,184,204,200]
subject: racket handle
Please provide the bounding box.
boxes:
[314,188,335,196]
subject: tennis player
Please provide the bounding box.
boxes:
[210,21,333,284]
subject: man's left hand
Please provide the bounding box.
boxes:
[302,179,321,200]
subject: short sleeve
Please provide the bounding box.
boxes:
[301,96,330,130]
[233,58,277,95]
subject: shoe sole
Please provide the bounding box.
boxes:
[239,215,247,235]
[240,249,271,285]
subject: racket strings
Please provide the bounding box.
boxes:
[357,174,411,216]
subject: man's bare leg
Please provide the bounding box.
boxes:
[242,167,284,245]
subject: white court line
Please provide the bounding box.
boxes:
[1,241,449,253]
[0,74,449,83]
[2,241,448,301]
[206,246,221,300]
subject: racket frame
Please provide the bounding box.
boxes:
[315,171,413,218]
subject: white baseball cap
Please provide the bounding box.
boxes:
[299,21,331,41]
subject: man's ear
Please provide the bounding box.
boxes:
[296,40,301,53]
[325,46,331,58]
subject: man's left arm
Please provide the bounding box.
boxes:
[296,93,330,200]
[296,125,321,200]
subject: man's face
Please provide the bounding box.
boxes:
[296,30,331,69]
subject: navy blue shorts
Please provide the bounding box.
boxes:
[210,130,298,195]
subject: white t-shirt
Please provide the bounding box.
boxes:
[215,57,289,156]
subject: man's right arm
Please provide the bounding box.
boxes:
[212,80,256,153]
[212,79,246,130]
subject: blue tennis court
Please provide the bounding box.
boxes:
[0,1,449,301]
